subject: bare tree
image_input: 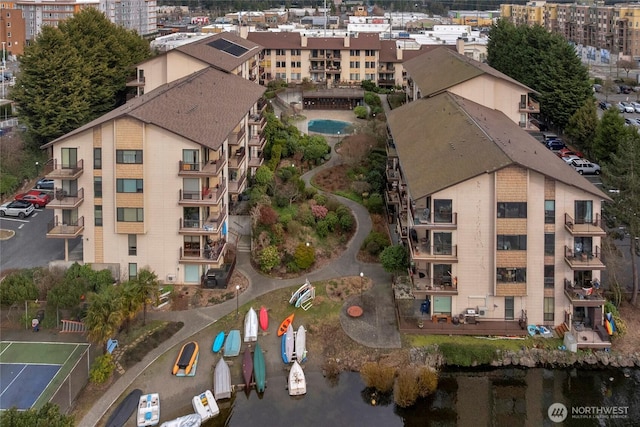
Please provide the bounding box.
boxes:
[618,59,637,78]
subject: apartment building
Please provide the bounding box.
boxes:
[42,33,267,286]
[16,0,98,42]
[0,2,26,56]
[386,47,610,345]
[101,0,157,36]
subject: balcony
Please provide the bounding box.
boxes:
[179,211,228,234]
[228,150,246,169]
[248,114,266,131]
[46,159,83,180]
[310,65,326,72]
[410,270,458,296]
[386,138,397,157]
[46,216,84,238]
[518,99,540,113]
[179,183,226,206]
[564,245,606,270]
[257,99,268,113]
[180,240,227,263]
[229,172,247,194]
[178,159,225,176]
[248,134,266,148]
[564,213,606,236]
[410,240,458,262]
[126,76,145,87]
[248,156,264,168]
[228,127,246,145]
[326,67,342,74]
[411,210,457,229]
[385,189,400,205]
[47,188,84,209]
[564,278,605,306]
[386,168,400,182]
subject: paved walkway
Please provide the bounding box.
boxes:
[71,111,400,427]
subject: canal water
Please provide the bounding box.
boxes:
[189,368,638,427]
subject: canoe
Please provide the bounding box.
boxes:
[288,361,306,396]
[289,279,312,305]
[136,393,160,427]
[285,323,294,364]
[295,325,306,362]
[224,330,241,357]
[106,388,142,427]
[281,332,288,364]
[173,342,199,376]
[192,389,219,422]
[213,357,231,400]
[242,348,254,391]
[295,287,313,308]
[605,319,613,335]
[244,307,258,343]
[606,312,617,333]
[259,306,269,332]
[159,413,201,427]
[253,342,266,393]
[277,313,294,337]
[212,331,225,353]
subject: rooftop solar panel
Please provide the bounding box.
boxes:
[208,38,248,57]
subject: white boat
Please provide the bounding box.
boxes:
[159,413,201,427]
[192,389,219,422]
[285,323,294,364]
[214,357,232,400]
[288,360,306,396]
[289,279,311,305]
[244,307,258,342]
[137,393,160,427]
[295,325,306,361]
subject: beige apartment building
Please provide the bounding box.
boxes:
[386,47,611,345]
[42,33,266,286]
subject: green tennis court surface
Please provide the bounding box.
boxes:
[0,341,89,410]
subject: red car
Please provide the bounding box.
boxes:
[15,190,52,208]
[556,148,584,159]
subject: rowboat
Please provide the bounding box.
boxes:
[136,393,160,427]
[242,348,254,391]
[212,331,225,353]
[244,307,258,343]
[213,358,231,400]
[289,279,312,305]
[277,313,294,337]
[192,389,218,422]
[253,342,266,393]
[259,306,269,332]
[172,342,199,376]
[224,330,241,357]
[288,361,306,396]
[159,414,201,427]
[106,389,142,427]
[295,325,306,362]
[285,323,294,364]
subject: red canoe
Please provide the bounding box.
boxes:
[242,347,253,390]
[277,313,294,337]
[259,306,269,332]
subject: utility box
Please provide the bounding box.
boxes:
[564,332,578,352]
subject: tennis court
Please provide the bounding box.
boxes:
[0,341,90,411]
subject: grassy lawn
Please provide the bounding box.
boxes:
[405,334,564,352]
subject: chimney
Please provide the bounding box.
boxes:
[397,45,403,61]
[456,37,465,55]
[301,35,307,47]
[344,35,350,48]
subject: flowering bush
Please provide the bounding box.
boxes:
[311,204,328,219]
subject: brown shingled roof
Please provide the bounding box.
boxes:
[44,68,265,150]
[246,31,302,49]
[387,92,609,201]
[176,32,263,72]
[379,40,454,63]
[403,46,537,98]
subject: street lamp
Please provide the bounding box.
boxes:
[360,272,364,302]
[35,161,39,177]
[235,285,240,317]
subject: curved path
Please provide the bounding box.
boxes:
[78,130,400,427]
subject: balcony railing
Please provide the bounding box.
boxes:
[179,211,227,234]
[178,159,225,176]
[412,210,457,228]
[564,278,605,304]
[228,151,246,168]
[563,245,606,270]
[248,134,266,148]
[180,240,227,263]
[46,159,84,180]
[410,240,458,260]
[257,99,268,113]
[228,172,247,194]
[179,184,226,205]
[518,99,540,113]
[228,127,246,145]
[47,188,84,209]
[248,157,264,168]
[326,67,342,73]
[248,114,266,131]
[46,215,84,238]
[564,213,606,236]
[126,76,145,87]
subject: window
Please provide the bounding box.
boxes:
[276,61,286,68]
[349,61,359,68]
[497,267,526,283]
[290,61,301,68]
[545,200,555,224]
[275,49,285,55]
[116,179,143,193]
[183,235,200,256]
[433,232,452,254]
[264,49,271,55]
[365,61,375,68]
[117,208,143,222]
[433,264,452,286]
[116,150,143,164]
[129,263,137,280]
[61,147,77,169]
[365,49,375,56]
[544,233,555,255]
[497,202,527,218]
[128,234,137,256]
[575,200,593,224]
[291,49,300,56]
[544,265,554,288]
[544,297,555,322]
[505,297,514,320]
[497,235,527,250]
[434,199,452,223]
[94,176,102,198]
[95,205,102,226]
[365,73,376,80]
[349,73,360,81]
[350,49,360,56]
[184,265,199,283]
[93,148,101,169]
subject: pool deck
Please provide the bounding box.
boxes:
[294,109,357,135]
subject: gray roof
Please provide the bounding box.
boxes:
[387,92,610,201]
[45,68,265,150]
[175,32,263,73]
[403,46,537,98]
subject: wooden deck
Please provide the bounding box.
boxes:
[399,316,529,336]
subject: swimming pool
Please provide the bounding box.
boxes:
[307,119,352,135]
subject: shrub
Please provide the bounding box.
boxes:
[89,353,115,385]
[259,205,278,226]
[258,246,280,272]
[354,105,368,119]
[416,367,438,397]
[286,219,302,235]
[316,220,329,238]
[0,270,38,305]
[360,362,396,393]
[313,193,328,206]
[294,243,315,269]
[339,214,354,231]
[325,196,341,212]
[361,231,390,256]
[271,223,285,246]
[279,212,293,227]
[286,261,301,273]
[336,205,350,218]
[298,205,316,226]
[311,204,328,219]
[439,342,496,366]
[393,367,420,408]
[325,212,339,231]
[304,187,318,199]
[365,193,384,214]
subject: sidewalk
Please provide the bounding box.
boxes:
[77,118,400,427]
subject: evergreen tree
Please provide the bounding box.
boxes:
[593,108,626,165]
[564,99,598,158]
[0,403,74,427]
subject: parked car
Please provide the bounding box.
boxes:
[570,159,601,175]
[35,178,54,190]
[0,200,35,218]
[14,190,51,208]
[616,103,626,113]
[557,148,584,158]
[593,84,602,93]
[620,85,633,94]
[546,140,567,151]
[620,102,635,113]
[631,102,640,113]
[561,155,582,164]
[599,101,612,110]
